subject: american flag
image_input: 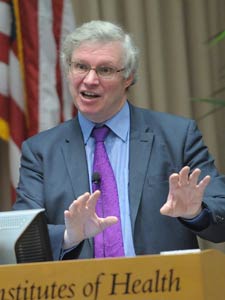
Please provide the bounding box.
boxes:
[0,0,76,202]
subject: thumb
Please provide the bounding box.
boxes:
[99,216,118,231]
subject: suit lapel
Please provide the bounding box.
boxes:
[61,118,90,198]
[129,104,154,234]
[61,118,94,253]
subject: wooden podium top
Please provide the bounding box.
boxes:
[0,249,224,300]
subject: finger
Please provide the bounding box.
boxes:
[160,201,174,216]
[198,175,211,192]
[64,209,70,218]
[179,166,190,185]
[189,168,201,186]
[69,192,90,211]
[99,216,118,231]
[160,202,168,215]
[169,173,179,191]
[77,192,91,206]
[86,190,101,210]
[64,209,75,223]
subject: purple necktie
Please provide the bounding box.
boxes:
[92,126,125,258]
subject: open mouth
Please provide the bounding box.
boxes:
[81,91,101,99]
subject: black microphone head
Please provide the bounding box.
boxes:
[92,172,101,184]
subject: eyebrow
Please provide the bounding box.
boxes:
[73,59,117,66]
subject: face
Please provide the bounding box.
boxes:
[67,41,133,123]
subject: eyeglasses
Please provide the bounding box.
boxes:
[69,61,125,79]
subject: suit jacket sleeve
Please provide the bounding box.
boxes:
[181,119,225,242]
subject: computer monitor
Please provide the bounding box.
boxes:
[0,208,53,264]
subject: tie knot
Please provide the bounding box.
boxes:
[92,126,110,142]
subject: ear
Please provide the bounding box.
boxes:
[124,73,135,89]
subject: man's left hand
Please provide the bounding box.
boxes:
[160,166,211,219]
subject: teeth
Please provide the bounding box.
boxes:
[84,91,96,96]
[82,91,99,97]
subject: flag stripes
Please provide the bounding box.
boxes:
[0,0,11,141]
[0,0,75,202]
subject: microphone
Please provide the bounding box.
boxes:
[92,172,101,185]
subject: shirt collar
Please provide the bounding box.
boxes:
[78,101,130,144]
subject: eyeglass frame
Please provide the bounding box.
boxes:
[69,61,125,79]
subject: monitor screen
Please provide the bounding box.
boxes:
[0,208,53,264]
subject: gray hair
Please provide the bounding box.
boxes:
[61,20,139,85]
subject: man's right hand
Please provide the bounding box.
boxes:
[63,190,118,249]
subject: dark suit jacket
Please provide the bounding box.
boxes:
[14,103,225,260]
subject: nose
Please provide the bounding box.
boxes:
[83,69,100,85]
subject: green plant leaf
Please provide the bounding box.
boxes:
[191,98,225,106]
[208,30,225,46]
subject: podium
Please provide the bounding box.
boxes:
[0,249,225,300]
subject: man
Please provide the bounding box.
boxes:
[13,20,225,260]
